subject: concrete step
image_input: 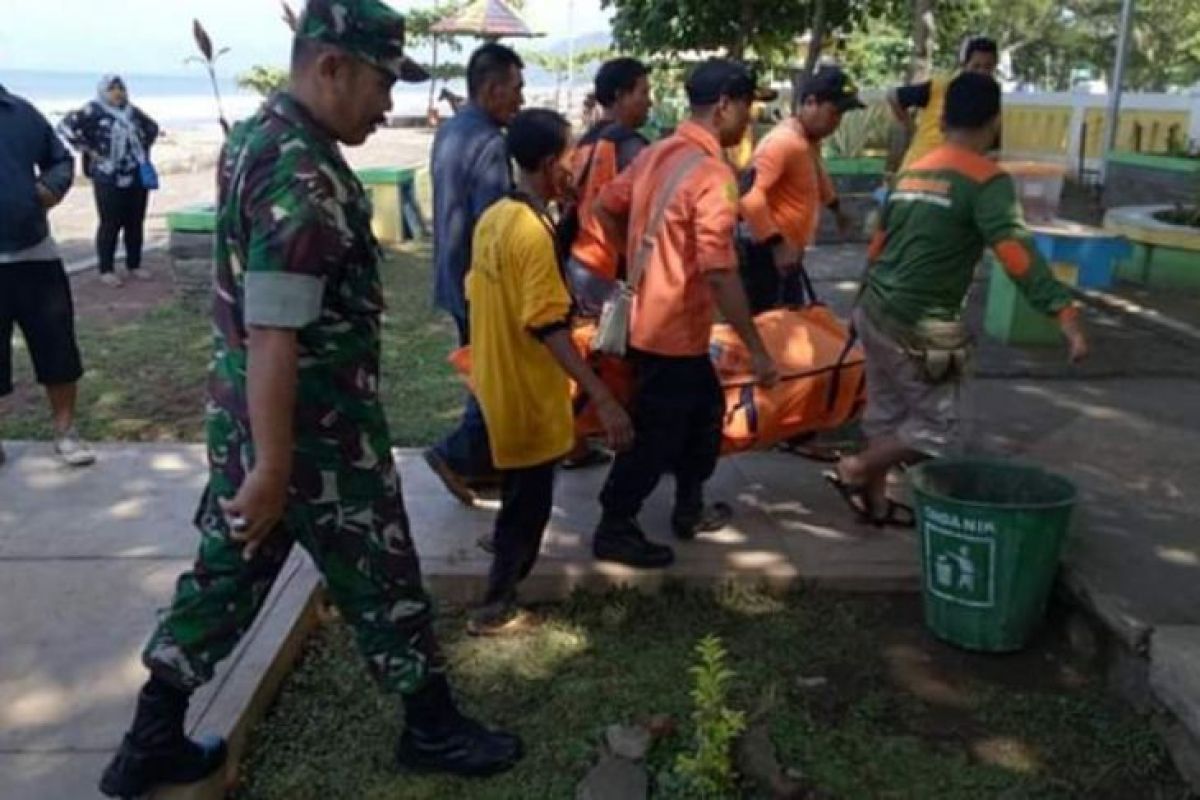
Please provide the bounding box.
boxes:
[1150,626,1200,792]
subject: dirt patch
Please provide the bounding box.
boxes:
[68,252,178,326]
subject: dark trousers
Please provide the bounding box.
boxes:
[599,352,724,521]
[486,462,557,604]
[433,306,494,478]
[94,182,149,274]
[739,239,808,315]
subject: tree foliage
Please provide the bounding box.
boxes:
[604,0,1200,91]
[834,14,910,86]
[930,0,1200,90]
[522,47,612,109]
[237,65,289,98]
[602,0,890,69]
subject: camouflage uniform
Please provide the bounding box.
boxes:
[143,0,439,695]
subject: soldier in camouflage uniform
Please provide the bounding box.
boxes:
[99,2,522,796]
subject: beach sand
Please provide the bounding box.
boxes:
[47,126,437,266]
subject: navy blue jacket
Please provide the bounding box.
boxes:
[0,86,74,254]
[430,104,513,321]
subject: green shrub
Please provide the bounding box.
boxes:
[662,635,746,799]
[825,102,891,159]
[238,65,289,98]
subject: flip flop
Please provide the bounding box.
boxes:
[822,470,875,524]
[777,439,843,463]
[871,499,916,529]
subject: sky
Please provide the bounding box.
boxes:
[0,0,613,75]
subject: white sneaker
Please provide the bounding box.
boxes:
[129,268,153,281]
[100,273,124,288]
[54,430,96,467]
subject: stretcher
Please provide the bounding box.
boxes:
[449,305,865,456]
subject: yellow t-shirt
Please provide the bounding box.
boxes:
[900,75,950,172]
[466,198,574,469]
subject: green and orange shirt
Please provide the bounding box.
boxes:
[863,143,1076,332]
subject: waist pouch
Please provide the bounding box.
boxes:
[905,318,972,384]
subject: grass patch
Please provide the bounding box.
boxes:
[1,244,462,447]
[237,588,1184,799]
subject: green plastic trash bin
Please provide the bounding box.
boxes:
[356,166,423,244]
[911,458,1077,652]
[166,204,218,309]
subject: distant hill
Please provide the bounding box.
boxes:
[540,30,613,56]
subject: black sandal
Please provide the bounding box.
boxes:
[823,470,875,524]
[777,439,843,463]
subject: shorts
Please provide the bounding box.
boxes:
[0,260,84,396]
[855,306,963,457]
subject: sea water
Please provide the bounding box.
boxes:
[3,68,488,133]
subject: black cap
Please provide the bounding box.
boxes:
[686,58,768,106]
[798,65,865,112]
[944,72,1001,129]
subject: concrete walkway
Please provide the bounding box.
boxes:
[0,442,920,799]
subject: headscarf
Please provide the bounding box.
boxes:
[94,74,145,166]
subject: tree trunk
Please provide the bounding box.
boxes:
[427,37,439,115]
[908,0,933,82]
[802,0,828,78]
[731,0,754,60]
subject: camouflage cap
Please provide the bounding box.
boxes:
[297,0,430,83]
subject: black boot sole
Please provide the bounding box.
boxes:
[98,736,227,798]
[396,737,523,778]
[592,543,675,569]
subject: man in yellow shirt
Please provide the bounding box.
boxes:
[888,36,998,172]
[466,108,633,635]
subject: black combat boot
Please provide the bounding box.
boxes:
[593,514,676,568]
[98,675,227,798]
[396,673,523,777]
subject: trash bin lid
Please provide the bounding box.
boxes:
[356,166,416,185]
[166,204,218,233]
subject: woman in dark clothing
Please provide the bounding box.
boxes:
[59,75,159,287]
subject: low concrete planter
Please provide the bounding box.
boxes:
[817,157,885,244]
[1104,152,1200,209]
[1104,204,1200,291]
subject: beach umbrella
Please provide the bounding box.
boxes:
[430,0,542,39]
[425,0,543,115]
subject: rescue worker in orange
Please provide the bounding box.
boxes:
[590,59,779,568]
[565,57,653,317]
[739,66,864,314]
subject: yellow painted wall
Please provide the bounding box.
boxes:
[1080,109,1190,157]
[1001,103,1191,158]
[1001,105,1072,156]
